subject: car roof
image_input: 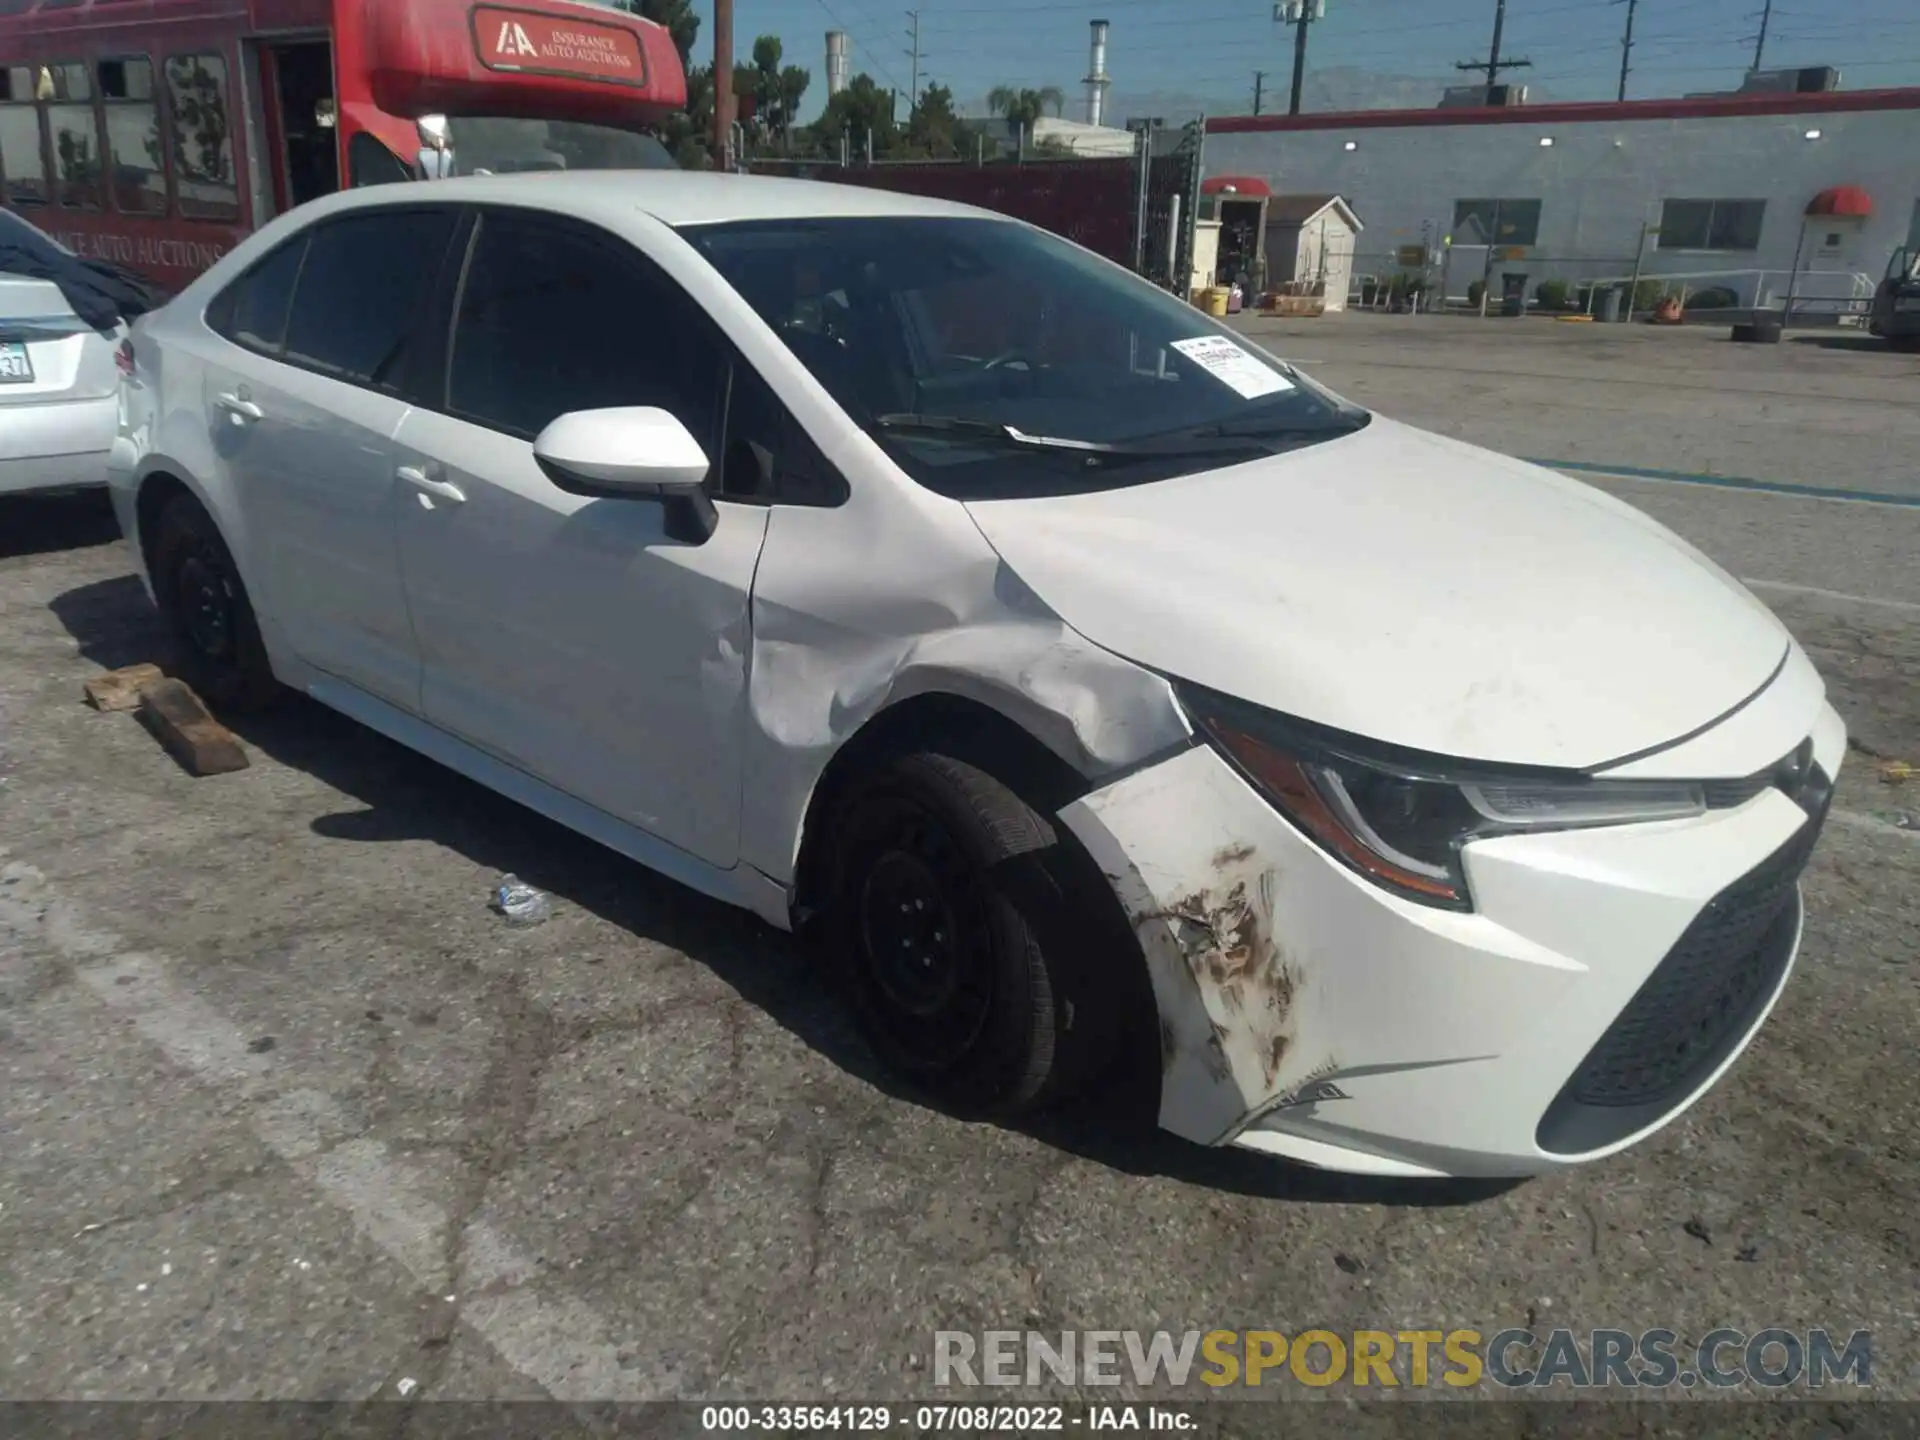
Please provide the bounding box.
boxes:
[326,170,1007,228]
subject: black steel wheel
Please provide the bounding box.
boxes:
[826,751,1118,1114]
[150,493,279,711]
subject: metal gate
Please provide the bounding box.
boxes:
[1134,118,1206,294]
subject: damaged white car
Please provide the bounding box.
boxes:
[109,174,1842,1178]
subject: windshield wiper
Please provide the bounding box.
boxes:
[1175,412,1372,441]
[872,413,1275,463]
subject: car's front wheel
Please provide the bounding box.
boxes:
[825,751,1121,1114]
[150,493,280,711]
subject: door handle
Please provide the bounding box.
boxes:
[213,392,263,421]
[397,464,466,504]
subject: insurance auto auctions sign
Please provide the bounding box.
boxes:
[472,6,648,85]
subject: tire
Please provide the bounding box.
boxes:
[150,494,280,712]
[823,751,1119,1115]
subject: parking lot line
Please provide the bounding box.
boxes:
[1541,459,1920,509]
[0,855,676,1403]
[1737,579,1920,616]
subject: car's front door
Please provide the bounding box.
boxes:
[205,206,459,706]
[390,207,768,867]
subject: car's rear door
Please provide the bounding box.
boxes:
[201,205,462,708]
[390,205,768,867]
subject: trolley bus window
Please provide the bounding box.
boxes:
[164,53,238,220]
[46,61,102,210]
[100,57,164,215]
[0,64,48,206]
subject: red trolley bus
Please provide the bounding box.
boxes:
[0,0,687,290]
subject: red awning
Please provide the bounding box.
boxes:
[1805,185,1872,218]
[1202,175,1273,198]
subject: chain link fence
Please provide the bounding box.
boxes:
[1341,247,1875,321]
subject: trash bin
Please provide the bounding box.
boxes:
[1599,286,1623,323]
[1500,272,1529,317]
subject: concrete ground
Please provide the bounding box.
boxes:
[1,312,1916,1422]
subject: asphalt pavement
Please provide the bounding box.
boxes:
[1,312,1915,1424]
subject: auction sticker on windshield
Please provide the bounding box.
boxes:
[1170,335,1293,400]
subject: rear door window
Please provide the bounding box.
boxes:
[211,235,309,353]
[281,209,457,387]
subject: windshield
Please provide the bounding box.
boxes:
[682,216,1368,498]
[438,116,676,176]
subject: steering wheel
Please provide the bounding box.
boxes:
[980,349,1031,372]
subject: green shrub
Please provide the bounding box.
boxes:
[1631,278,1665,311]
[1467,279,1486,308]
[1534,278,1572,311]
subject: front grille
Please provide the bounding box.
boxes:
[1536,766,1830,1156]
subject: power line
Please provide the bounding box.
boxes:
[1615,0,1638,102]
[1277,1,1328,116]
[1455,0,1531,101]
[905,8,923,104]
[1750,0,1774,71]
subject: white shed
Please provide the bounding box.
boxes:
[1261,195,1364,312]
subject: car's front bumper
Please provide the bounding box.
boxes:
[1058,701,1845,1178]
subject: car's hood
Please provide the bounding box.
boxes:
[963,417,1792,770]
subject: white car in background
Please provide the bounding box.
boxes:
[0,224,125,496]
[108,173,1843,1179]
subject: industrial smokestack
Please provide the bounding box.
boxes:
[1084,18,1111,127]
[825,30,851,95]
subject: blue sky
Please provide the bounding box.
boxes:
[677,0,1920,122]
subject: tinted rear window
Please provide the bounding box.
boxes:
[283,209,455,385]
[220,237,307,352]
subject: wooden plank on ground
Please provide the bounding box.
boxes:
[84,663,166,713]
[136,678,249,776]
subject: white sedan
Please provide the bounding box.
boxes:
[108,173,1843,1179]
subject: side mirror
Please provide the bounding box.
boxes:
[533,407,718,544]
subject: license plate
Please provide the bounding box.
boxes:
[0,341,33,383]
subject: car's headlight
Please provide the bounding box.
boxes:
[1179,685,1705,911]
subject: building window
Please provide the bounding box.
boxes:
[164,52,239,220]
[100,57,166,215]
[1658,199,1765,252]
[44,60,103,210]
[1452,198,1542,248]
[0,64,49,206]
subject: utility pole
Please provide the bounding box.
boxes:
[1276,0,1325,117]
[714,0,734,169]
[904,9,922,114]
[1615,0,1638,102]
[1750,0,1773,71]
[1252,70,1267,116]
[1455,0,1530,105]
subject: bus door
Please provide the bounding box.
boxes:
[250,36,337,218]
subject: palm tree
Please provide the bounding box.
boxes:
[986,84,1065,142]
